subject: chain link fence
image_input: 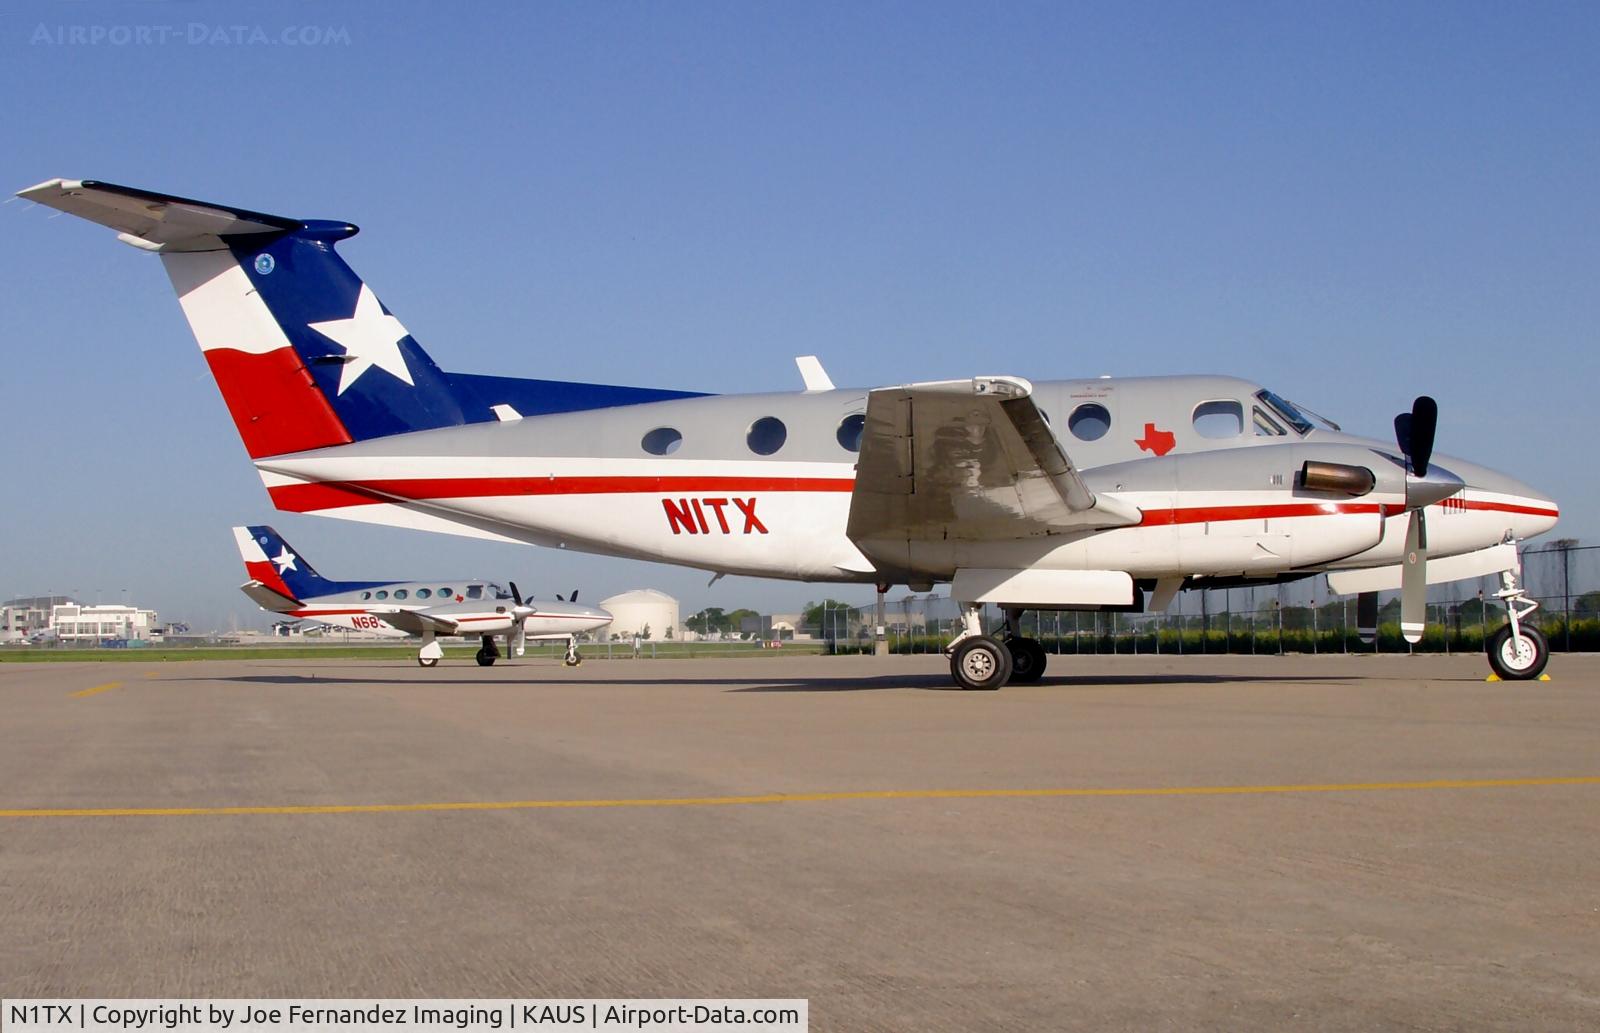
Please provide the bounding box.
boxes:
[812,542,1598,656]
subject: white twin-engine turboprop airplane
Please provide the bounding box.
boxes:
[234,524,613,667]
[23,178,1561,689]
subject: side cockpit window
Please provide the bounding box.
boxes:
[1192,400,1243,439]
[1253,406,1287,436]
[466,585,483,600]
[1255,389,1314,435]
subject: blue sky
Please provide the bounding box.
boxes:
[2,1,1596,628]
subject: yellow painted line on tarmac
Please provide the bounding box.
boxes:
[2,776,1598,819]
[69,681,123,699]
[143,671,160,679]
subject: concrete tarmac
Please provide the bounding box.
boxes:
[2,653,1597,1031]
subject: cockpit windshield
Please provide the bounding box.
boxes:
[1255,389,1314,436]
[488,582,512,600]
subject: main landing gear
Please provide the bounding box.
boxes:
[417,631,443,668]
[476,634,500,667]
[945,605,1047,690]
[1486,566,1549,681]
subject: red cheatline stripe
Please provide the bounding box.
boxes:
[1463,500,1560,518]
[270,475,857,512]
[268,475,1559,524]
[1138,502,1403,526]
[287,609,373,617]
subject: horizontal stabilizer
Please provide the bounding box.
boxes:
[18,179,299,251]
[240,581,300,614]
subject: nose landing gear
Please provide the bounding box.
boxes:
[1486,566,1549,680]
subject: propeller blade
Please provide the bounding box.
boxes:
[1393,412,1412,458]
[1408,396,1437,478]
[569,589,579,603]
[509,581,523,607]
[556,593,565,602]
[1400,510,1428,644]
[1356,591,1378,645]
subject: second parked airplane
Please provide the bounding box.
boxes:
[234,525,613,667]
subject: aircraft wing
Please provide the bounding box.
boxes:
[846,377,1141,551]
[363,608,462,636]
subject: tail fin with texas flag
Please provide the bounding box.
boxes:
[232,525,386,608]
[20,179,702,459]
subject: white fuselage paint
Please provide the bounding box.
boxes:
[258,445,1558,588]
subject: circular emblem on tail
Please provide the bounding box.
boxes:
[254,254,275,275]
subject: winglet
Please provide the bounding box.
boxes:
[795,355,835,392]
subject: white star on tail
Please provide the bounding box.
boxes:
[272,548,297,574]
[306,283,416,395]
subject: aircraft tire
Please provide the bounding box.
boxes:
[418,656,439,668]
[475,649,496,667]
[1486,624,1548,681]
[950,637,1012,691]
[1007,637,1047,684]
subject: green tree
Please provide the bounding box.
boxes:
[686,607,729,634]
[802,599,860,633]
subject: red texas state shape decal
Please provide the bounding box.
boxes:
[1134,423,1176,456]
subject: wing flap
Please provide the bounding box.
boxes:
[847,376,1139,552]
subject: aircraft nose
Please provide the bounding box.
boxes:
[1440,455,1560,540]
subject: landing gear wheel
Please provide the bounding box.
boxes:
[1486,624,1548,681]
[475,649,496,667]
[564,655,583,667]
[417,656,439,668]
[1006,637,1047,684]
[950,637,1012,691]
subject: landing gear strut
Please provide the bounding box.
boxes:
[563,635,583,667]
[1487,566,1549,680]
[476,634,500,667]
[944,605,1046,690]
[417,635,443,668]
[1000,607,1047,684]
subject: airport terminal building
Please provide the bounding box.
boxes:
[1,597,160,645]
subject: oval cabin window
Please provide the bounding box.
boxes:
[1068,403,1112,441]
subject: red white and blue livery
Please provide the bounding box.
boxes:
[234,525,612,667]
[24,178,1561,688]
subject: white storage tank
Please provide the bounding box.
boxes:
[597,589,680,641]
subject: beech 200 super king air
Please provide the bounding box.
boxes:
[234,525,612,667]
[23,178,1561,689]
